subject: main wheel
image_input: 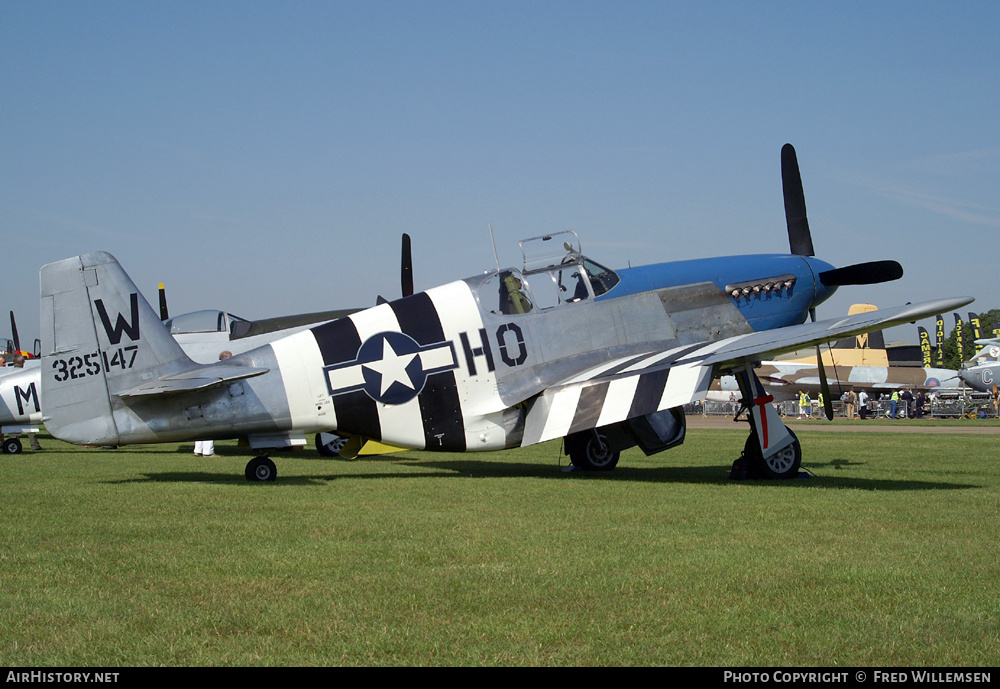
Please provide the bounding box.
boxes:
[315,432,349,457]
[245,456,277,482]
[2,437,22,455]
[743,429,801,479]
[565,430,620,471]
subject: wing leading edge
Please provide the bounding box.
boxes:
[520,296,973,447]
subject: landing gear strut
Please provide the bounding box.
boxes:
[733,363,802,480]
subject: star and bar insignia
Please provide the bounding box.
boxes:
[324,331,458,405]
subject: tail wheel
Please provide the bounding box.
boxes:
[245,456,277,482]
[565,430,620,471]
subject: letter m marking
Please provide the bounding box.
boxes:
[15,382,40,415]
[95,293,140,345]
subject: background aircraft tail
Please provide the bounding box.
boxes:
[783,303,889,367]
[825,303,888,367]
[40,252,193,445]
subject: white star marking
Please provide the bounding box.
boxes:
[363,336,418,396]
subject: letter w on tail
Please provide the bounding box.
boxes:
[95,293,140,345]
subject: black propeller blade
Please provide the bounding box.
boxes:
[401,232,413,298]
[10,311,20,353]
[782,143,815,257]
[158,283,169,320]
[8,311,39,359]
[818,260,903,287]
[377,233,415,304]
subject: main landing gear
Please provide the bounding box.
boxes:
[564,429,621,471]
[315,432,349,457]
[736,428,802,479]
[731,364,803,480]
[563,408,687,472]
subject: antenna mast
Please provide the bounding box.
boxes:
[488,223,501,272]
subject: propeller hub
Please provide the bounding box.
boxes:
[800,256,839,315]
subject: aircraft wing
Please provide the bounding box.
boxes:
[521,296,972,446]
[117,363,269,397]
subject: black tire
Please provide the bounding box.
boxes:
[2,437,22,455]
[245,456,277,482]
[744,429,801,479]
[565,431,620,471]
[315,432,348,457]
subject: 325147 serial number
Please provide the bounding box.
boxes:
[51,346,138,382]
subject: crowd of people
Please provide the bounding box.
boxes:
[794,387,929,419]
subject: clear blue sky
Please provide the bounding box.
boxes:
[3,1,997,347]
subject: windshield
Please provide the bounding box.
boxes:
[581,258,620,297]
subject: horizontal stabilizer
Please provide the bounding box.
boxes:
[117,363,269,397]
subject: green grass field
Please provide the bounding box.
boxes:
[1,424,998,666]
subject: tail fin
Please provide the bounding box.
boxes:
[826,303,888,367]
[40,252,192,445]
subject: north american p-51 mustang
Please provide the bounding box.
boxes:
[39,145,973,480]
